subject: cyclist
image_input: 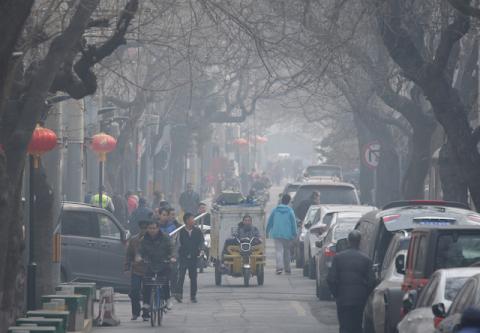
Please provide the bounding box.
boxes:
[140,219,175,321]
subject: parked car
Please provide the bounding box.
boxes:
[304,206,375,279]
[402,226,480,294]
[357,200,480,333]
[303,164,343,180]
[368,232,410,333]
[397,268,480,333]
[291,182,360,218]
[297,205,322,269]
[59,201,131,292]
[315,220,358,299]
[436,273,480,333]
[278,182,302,204]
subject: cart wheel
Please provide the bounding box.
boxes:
[215,262,222,286]
[243,268,251,287]
[256,265,264,286]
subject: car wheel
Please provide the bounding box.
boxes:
[303,261,309,277]
[308,257,316,280]
[296,243,304,268]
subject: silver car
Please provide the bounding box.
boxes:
[397,268,480,333]
[60,202,131,292]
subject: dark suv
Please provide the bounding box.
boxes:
[59,201,131,292]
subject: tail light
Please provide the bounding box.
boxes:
[324,245,336,257]
[468,214,480,223]
[383,214,400,223]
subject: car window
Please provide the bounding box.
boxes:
[62,211,99,238]
[444,277,469,301]
[305,207,320,224]
[98,214,121,240]
[435,233,480,269]
[417,274,440,307]
[449,280,477,314]
[322,213,334,227]
[333,222,356,241]
[413,235,428,277]
[357,221,376,256]
[293,186,358,205]
[381,237,399,277]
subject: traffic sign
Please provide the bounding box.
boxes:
[363,142,381,169]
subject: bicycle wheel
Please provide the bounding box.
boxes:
[157,291,163,326]
[150,288,157,327]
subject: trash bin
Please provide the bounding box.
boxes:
[56,283,96,319]
[41,295,86,332]
[8,327,56,333]
[26,311,69,333]
[16,318,64,333]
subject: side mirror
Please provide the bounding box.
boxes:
[402,289,418,314]
[315,240,323,248]
[395,254,406,275]
[336,238,349,253]
[432,303,446,318]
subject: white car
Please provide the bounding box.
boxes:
[397,267,480,333]
[303,205,376,279]
[296,205,322,268]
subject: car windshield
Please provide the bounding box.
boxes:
[435,233,480,269]
[333,222,357,240]
[306,166,341,177]
[293,186,358,205]
[445,277,469,301]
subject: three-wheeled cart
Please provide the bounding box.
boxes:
[210,201,266,286]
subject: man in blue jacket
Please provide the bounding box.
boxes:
[266,194,297,274]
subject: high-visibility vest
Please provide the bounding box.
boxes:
[91,193,112,208]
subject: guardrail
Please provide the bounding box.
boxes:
[168,212,209,237]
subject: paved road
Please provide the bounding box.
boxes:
[93,186,339,333]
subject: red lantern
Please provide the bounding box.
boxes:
[91,132,117,161]
[27,124,58,168]
[255,136,268,144]
[233,138,248,146]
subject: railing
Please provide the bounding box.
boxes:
[168,212,209,237]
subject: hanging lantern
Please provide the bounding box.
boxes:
[27,124,58,168]
[233,138,248,146]
[90,132,117,161]
[255,136,268,144]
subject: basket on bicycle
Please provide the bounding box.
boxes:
[143,273,169,286]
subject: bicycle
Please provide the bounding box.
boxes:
[143,265,170,327]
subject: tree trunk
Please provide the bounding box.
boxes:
[401,124,436,200]
[354,114,374,205]
[376,136,401,208]
[438,141,468,204]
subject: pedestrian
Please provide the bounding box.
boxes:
[90,186,115,213]
[126,191,139,216]
[168,207,181,227]
[295,191,320,221]
[266,194,297,275]
[179,182,200,215]
[175,212,204,303]
[139,220,174,321]
[458,307,480,333]
[129,197,153,235]
[124,219,149,320]
[196,202,211,226]
[327,230,375,333]
[112,193,128,228]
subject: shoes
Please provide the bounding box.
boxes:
[142,316,149,322]
[174,295,183,303]
[191,297,198,303]
[131,315,139,321]
[276,269,283,275]
[166,298,173,310]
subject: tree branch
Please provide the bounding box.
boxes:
[448,0,480,19]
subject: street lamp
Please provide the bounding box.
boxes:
[90,133,117,208]
[27,124,58,310]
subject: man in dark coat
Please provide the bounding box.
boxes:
[327,230,375,333]
[295,191,320,221]
[140,220,174,321]
[175,213,204,303]
[179,183,200,215]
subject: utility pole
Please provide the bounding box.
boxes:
[65,100,84,201]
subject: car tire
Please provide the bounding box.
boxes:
[303,262,309,277]
[296,243,304,268]
[308,257,316,280]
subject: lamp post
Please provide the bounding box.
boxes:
[90,133,117,208]
[26,124,58,310]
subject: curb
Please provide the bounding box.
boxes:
[70,319,92,333]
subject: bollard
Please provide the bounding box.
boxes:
[94,287,120,326]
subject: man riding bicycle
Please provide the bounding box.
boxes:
[140,219,175,321]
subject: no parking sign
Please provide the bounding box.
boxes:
[363,142,381,169]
